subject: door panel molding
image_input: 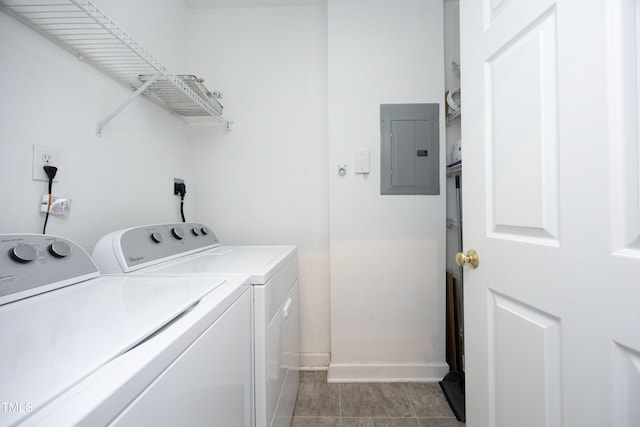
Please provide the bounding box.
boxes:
[488,291,562,427]
[608,0,640,257]
[483,0,555,38]
[613,342,640,427]
[485,9,559,246]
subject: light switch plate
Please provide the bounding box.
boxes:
[355,150,370,174]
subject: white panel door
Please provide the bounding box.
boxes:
[460,0,640,426]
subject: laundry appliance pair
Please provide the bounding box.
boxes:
[0,233,252,426]
[0,223,299,427]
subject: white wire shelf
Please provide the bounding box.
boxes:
[447,162,461,176]
[446,108,461,124]
[0,0,231,135]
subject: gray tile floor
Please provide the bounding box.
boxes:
[292,371,465,427]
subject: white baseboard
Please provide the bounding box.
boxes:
[300,353,331,369]
[326,362,449,383]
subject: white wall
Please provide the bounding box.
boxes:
[0,0,192,251]
[327,0,447,381]
[1,0,449,380]
[185,5,331,368]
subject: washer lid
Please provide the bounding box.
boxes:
[0,274,224,425]
[140,246,297,284]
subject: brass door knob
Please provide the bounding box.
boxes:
[455,249,479,269]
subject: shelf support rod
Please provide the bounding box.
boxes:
[96,73,160,137]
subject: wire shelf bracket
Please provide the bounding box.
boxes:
[96,73,159,136]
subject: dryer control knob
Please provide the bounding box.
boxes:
[49,241,72,258]
[171,227,185,240]
[151,232,164,243]
[200,227,209,235]
[191,227,200,236]
[10,243,38,263]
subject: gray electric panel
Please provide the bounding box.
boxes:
[380,103,440,195]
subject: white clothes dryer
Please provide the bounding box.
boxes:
[92,223,300,427]
[0,234,252,427]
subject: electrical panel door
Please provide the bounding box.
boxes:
[380,104,440,195]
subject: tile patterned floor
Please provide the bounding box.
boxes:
[291,371,465,427]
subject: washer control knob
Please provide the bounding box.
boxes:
[10,243,38,263]
[201,227,209,235]
[151,232,164,243]
[171,227,185,240]
[49,241,72,258]
[191,227,200,236]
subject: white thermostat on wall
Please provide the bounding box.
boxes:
[355,150,370,174]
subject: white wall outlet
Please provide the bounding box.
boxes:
[32,145,59,182]
[174,178,185,195]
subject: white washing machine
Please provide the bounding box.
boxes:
[0,234,252,427]
[92,223,300,427]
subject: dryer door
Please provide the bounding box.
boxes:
[267,281,300,427]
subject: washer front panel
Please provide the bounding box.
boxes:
[109,287,252,427]
[0,275,224,426]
